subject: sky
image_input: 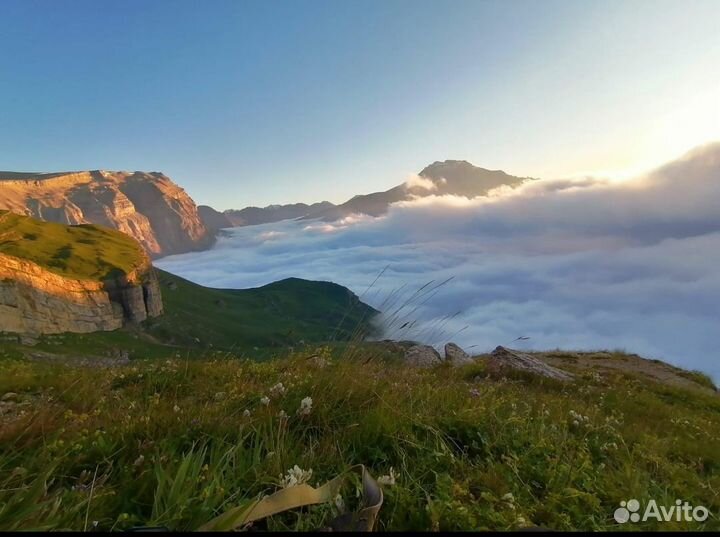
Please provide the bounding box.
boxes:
[157,143,720,380]
[1,0,719,209]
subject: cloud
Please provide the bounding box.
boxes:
[157,142,720,380]
[404,174,439,192]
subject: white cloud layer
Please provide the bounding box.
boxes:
[157,143,720,380]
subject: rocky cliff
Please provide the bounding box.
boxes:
[0,252,163,335]
[0,170,214,258]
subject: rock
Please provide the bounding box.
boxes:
[404,344,443,368]
[444,342,474,366]
[487,346,574,381]
[1,392,19,402]
[0,170,215,258]
[0,251,163,335]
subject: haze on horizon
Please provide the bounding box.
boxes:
[1,0,719,209]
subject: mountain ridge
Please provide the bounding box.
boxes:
[0,170,214,258]
[206,160,533,226]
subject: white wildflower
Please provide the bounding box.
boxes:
[279,465,313,488]
[502,492,515,502]
[278,409,288,418]
[173,405,180,413]
[377,467,397,486]
[269,382,287,398]
[260,396,270,406]
[298,396,313,416]
[243,409,251,417]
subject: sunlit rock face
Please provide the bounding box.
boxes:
[0,170,214,257]
[0,252,163,335]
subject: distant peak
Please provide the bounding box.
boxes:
[419,159,505,179]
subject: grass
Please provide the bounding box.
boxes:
[144,270,379,350]
[0,350,718,531]
[0,270,379,361]
[0,211,145,280]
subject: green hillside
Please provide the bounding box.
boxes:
[144,269,379,350]
[0,269,378,360]
[0,210,145,280]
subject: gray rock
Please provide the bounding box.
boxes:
[444,342,474,366]
[404,344,443,368]
[487,346,574,381]
[1,392,19,402]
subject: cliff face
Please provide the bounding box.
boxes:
[0,252,163,335]
[0,170,214,258]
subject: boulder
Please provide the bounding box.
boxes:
[444,342,474,366]
[487,346,574,381]
[404,344,443,368]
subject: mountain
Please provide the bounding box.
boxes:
[0,211,163,334]
[0,170,214,258]
[224,201,335,226]
[302,160,531,221]
[198,204,234,231]
[212,160,530,228]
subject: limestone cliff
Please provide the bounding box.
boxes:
[0,252,163,335]
[0,170,214,258]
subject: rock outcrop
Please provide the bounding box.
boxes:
[0,252,163,335]
[444,342,474,366]
[404,344,443,368]
[0,170,214,258]
[487,346,574,381]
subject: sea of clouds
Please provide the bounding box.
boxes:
[157,143,720,380]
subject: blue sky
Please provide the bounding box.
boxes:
[1,0,719,209]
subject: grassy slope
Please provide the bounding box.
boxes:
[0,269,378,360]
[144,269,378,350]
[0,351,718,531]
[0,210,144,280]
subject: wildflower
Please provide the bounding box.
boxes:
[243,409,251,417]
[502,492,515,502]
[214,392,226,401]
[173,405,180,413]
[269,382,286,398]
[469,388,480,398]
[377,467,397,486]
[279,465,313,488]
[260,396,270,406]
[298,396,313,415]
[133,455,145,467]
[278,410,288,418]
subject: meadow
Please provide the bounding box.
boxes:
[1,347,718,531]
